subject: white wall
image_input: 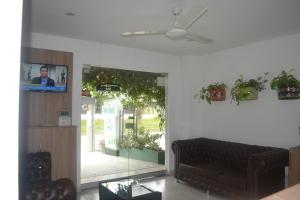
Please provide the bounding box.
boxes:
[0,1,23,199]
[26,32,300,187]
[181,33,300,149]
[27,33,181,188]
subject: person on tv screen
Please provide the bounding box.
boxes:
[31,65,55,86]
[27,66,32,81]
[61,70,66,84]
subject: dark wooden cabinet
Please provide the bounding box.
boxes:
[288,146,300,186]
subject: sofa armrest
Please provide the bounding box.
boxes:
[247,148,289,199]
[172,139,204,178]
[24,178,76,200]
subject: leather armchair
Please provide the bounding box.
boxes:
[21,152,76,200]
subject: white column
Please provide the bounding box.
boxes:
[86,104,95,152]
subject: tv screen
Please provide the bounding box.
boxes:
[20,63,67,92]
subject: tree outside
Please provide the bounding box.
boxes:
[81,67,166,152]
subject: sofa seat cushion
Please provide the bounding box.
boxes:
[25,179,76,200]
[179,163,224,180]
[179,163,247,190]
[218,170,247,190]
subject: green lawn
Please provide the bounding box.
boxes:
[81,117,161,135]
[122,117,161,132]
[81,119,104,135]
[140,117,160,131]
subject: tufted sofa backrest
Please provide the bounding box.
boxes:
[200,138,273,171]
[24,152,51,183]
[173,138,273,172]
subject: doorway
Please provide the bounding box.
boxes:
[80,66,167,187]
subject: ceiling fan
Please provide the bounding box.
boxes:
[121,5,213,44]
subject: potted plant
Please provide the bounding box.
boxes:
[270,70,300,99]
[119,127,165,164]
[230,73,268,105]
[194,82,227,104]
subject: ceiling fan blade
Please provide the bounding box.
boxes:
[176,5,208,30]
[121,30,167,37]
[185,32,213,44]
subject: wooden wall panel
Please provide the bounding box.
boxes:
[25,93,71,126]
[27,126,76,184]
[53,127,76,182]
[26,127,54,152]
[21,47,73,126]
[289,146,300,187]
[20,47,77,185]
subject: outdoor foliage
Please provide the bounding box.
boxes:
[194,82,227,104]
[115,180,138,198]
[270,69,300,90]
[119,127,163,151]
[82,67,166,131]
[230,73,269,105]
[115,183,132,198]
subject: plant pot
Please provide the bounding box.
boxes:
[237,87,258,101]
[210,88,226,101]
[119,147,165,164]
[277,86,300,100]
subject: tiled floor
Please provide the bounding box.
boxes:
[79,175,228,200]
[81,152,166,186]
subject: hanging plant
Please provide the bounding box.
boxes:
[230,73,269,105]
[270,69,300,99]
[194,82,227,104]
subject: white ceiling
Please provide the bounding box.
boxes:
[28,0,300,56]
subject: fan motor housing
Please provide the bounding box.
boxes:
[166,28,187,40]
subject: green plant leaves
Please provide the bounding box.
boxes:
[270,69,300,90]
[194,82,227,104]
[119,127,163,151]
[230,73,268,105]
[195,70,300,105]
[82,67,166,131]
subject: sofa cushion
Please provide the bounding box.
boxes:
[180,162,247,190]
[218,169,247,190]
[179,163,224,180]
[25,178,76,200]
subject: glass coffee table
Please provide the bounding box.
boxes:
[99,179,162,200]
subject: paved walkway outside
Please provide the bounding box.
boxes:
[81,135,166,185]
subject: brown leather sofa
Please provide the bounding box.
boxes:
[21,152,76,200]
[172,138,289,200]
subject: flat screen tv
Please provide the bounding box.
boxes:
[20,63,68,92]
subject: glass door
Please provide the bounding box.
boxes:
[81,66,167,187]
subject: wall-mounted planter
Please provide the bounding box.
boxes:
[270,70,300,100]
[210,88,226,101]
[231,73,268,105]
[237,87,258,101]
[277,86,300,100]
[194,82,227,104]
[119,147,165,164]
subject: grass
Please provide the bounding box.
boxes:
[139,117,161,131]
[81,117,161,135]
[81,119,104,135]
